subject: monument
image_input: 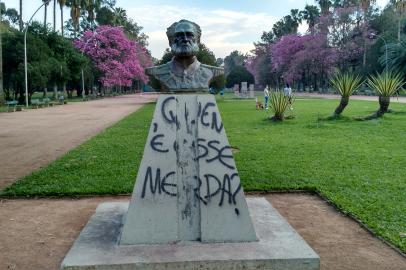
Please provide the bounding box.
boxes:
[249,84,255,98]
[61,19,319,270]
[145,20,223,91]
[241,82,248,98]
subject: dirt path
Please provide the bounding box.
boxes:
[0,194,404,270]
[0,94,157,190]
[295,92,406,103]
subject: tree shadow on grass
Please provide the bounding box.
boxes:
[353,109,406,121]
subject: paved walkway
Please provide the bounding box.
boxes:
[295,93,406,103]
[0,194,404,270]
[0,94,157,190]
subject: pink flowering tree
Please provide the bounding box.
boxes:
[246,44,276,87]
[270,33,338,90]
[74,25,151,88]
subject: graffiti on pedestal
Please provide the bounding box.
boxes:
[140,96,241,214]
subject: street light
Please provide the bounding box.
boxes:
[370,33,388,71]
[24,0,52,107]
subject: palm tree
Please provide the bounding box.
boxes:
[19,0,23,31]
[316,0,331,15]
[43,0,50,28]
[290,9,302,32]
[85,0,102,25]
[359,0,375,67]
[367,71,404,117]
[301,5,320,29]
[57,0,66,36]
[395,0,406,41]
[0,5,4,103]
[379,41,406,74]
[65,0,82,36]
[330,73,364,116]
[53,0,56,31]
[113,7,127,26]
[68,0,100,36]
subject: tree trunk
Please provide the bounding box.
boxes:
[53,0,56,32]
[53,84,58,100]
[362,41,367,67]
[19,0,23,31]
[44,3,48,28]
[272,112,284,121]
[60,4,64,36]
[377,96,390,117]
[43,87,48,98]
[0,19,3,104]
[313,74,318,92]
[334,96,349,115]
[398,17,401,42]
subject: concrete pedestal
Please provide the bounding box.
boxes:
[61,197,320,270]
[120,95,257,245]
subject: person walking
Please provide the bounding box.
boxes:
[284,83,293,110]
[264,85,270,109]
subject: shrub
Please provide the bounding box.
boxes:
[330,72,364,116]
[367,70,404,117]
[268,90,292,121]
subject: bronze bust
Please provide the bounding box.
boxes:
[146,19,223,91]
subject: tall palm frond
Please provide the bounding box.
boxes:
[57,0,66,36]
[330,72,364,116]
[19,0,23,31]
[367,70,404,117]
[379,41,406,75]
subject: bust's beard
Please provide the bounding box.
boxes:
[171,42,199,57]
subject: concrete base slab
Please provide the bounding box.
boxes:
[61,198,319,270]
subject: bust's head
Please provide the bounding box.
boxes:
[166,19,201,58]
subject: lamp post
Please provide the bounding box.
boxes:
[24,0,52,107]
[370,33,388,71]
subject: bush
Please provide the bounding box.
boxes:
[268,90,292,121]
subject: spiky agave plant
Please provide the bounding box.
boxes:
[268,90,291,121]
[367,70,404,117]
[330,72,364,116]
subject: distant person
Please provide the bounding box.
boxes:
[264,85,270,109]
[284,83,293,110]
[220,88,224,98]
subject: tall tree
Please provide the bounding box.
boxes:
[43,0,50,28]
[316,0,332,15]
[58,0,66,36]
[53,0,56,31]
[395,0,406,41]
[68,0,81,36]
[359,0,375,67]
[224,50,246,75]
[272,9,303,38]
[0,3,4,103]
[19,0,23,31]
[301,5,320,29]
[74,25,151,87]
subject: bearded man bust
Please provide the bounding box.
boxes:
[146,19,224,91]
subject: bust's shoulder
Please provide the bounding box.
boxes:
[145,62,171,76]
[200,64,223,71]
[200,64,224,76]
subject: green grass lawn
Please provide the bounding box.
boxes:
[1,97,405,253]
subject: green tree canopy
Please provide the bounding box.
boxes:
[225,66,255,88]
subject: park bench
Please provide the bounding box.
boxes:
[6,100,23,112]
[58,96,68,105]
[43,98,53,107]
[31,99,44,109]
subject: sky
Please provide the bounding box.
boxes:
[5,0,390,59]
